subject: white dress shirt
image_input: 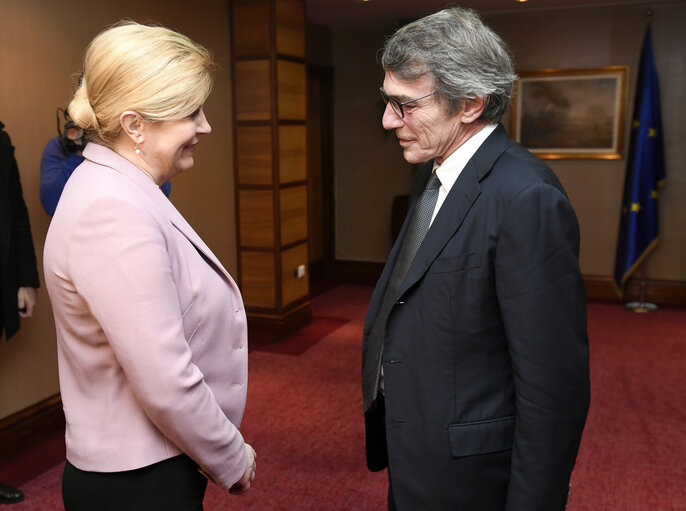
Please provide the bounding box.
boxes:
[430,123,497,225]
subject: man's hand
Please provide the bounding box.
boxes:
[17,287,37,318]
[229,443,257,495]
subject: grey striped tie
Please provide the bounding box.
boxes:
[362,171,441,411]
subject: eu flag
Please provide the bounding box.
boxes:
[613,26,666,297]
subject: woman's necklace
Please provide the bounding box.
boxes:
[139,167,159,186]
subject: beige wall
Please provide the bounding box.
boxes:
[333,3,686,283]
[489,4,686,279]
[333,27,415,261]
[0,0,236,420]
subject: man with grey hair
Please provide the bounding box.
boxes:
[361,7,590,510]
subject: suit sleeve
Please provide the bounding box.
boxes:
[67,194,246,488]
[494,182,590,510]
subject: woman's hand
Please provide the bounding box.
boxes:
[229,443,257,495]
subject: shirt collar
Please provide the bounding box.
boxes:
[434,123,497,192]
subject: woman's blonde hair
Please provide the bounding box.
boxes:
[68,21,214,146]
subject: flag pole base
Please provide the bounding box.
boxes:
[625,301,659,313]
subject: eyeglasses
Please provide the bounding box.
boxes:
[379,87,437,118]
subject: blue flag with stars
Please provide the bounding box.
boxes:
[613,26,666,297]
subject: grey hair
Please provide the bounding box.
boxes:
[381,7,517,123]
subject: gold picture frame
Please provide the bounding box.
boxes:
[510,66,629,160]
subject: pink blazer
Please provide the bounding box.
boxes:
[43,143,248,489]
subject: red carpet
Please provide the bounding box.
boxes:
[249,316,348,355]
[0,432,64,489]
[566,301,686,510]
[5,285,686,510]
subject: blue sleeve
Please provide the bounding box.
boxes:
[161,180,171,197]
[39,137,84,215]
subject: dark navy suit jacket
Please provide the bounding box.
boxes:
[362,124,590,510]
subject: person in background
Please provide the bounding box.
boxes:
[0,121,40,504]
[43,21,255,510]
[360,7,590,510]
[40,108,170,216]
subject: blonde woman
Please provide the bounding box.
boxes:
[44,22,255,510]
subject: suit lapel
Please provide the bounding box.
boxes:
[395,163,481,299]
[395,124,512,299]
[365,162,433,330]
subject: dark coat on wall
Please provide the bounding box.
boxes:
[0,121,40,340]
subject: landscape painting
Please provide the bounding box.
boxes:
[511,67,628,159]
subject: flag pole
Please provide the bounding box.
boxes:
[625,263,658,313]
[625,8,659,314]
[614,7,664,314]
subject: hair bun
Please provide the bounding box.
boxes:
[67,80,99,133]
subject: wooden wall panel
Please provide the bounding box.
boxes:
[277,60,306,120]
[278,125,307,183]
[280,186,308,246]
[239,189,275,247]
[237,126,273,185]
[241,251,276,308]
[235,60,272,121]
[275,0,305,58]
[0,394,64,467]
[232,0,310,337]
[281,243,309,306]
[233,0,271,56]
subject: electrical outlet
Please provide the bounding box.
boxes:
[296,264,306,278]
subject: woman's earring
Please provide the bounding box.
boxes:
[134,141,141,155]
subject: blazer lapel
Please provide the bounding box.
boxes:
[395,124,512,299]
[82,143,234,284]
[145,191,233,284]
[168,214,233,283]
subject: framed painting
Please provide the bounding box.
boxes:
[510,66,629,159]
